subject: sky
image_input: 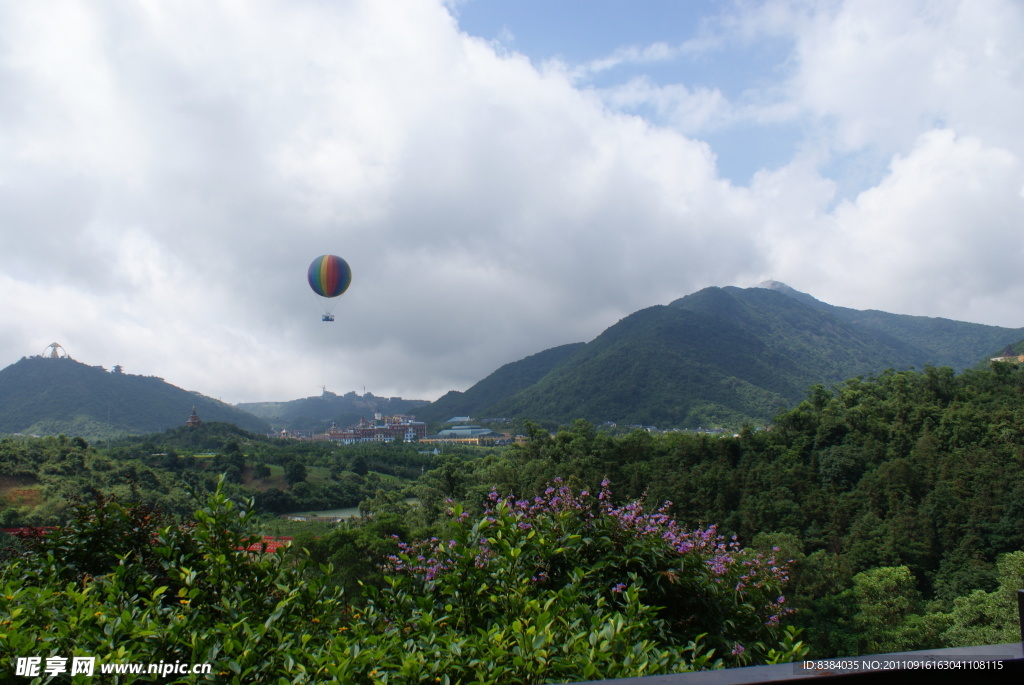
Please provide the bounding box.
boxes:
[2,0,1024,405]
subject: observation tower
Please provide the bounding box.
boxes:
[42,342,69,359]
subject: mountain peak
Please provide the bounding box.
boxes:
[752,281,822,307]
[755,280,798,294]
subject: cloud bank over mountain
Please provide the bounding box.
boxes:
[1,0,1022,403]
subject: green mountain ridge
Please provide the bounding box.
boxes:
[489,305,791,427]
[757,280,1021,369]
[7,283,1023,438]
[418,283,1024,427]
[416,343,585,422]
[0,356,269,440]
[238,391,430,432]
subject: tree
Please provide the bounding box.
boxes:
[847,566,948,654]
[284,460,307,485]
[350,455,369,477]
[942,551,1024,647]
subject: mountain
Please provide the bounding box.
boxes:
[0,356,269,440]
[238,390,430,432]
[418,283,1024,428]
[415,343,586,422]
[756,280,1022,370]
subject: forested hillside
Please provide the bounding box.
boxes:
[238,390,429,432]
[438,362,1024,656]
[0,421,439,526]
[4,362,1024,680]
[0,356,269,439]
[417,343,586,422]
[0,450,805,682]
[419,284,1024,428]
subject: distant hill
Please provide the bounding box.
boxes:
[417,283,1024,428]
[0,356,270,440]
[415,343,585,422]
[238,391,430,432]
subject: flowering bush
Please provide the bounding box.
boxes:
[377,479,801,671]
[0,478,804,684]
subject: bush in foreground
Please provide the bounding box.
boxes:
[1,479,805,683]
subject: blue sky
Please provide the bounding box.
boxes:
[455,0,803,184]
[1,0,1023,403]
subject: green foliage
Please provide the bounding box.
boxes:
[941,551,1024,647]
[379,482,805,672]
[416,343,586,423]
[299,511,410,591]
[417,365,1024,658]
[850,566,927,654]
[0,356,269,440]
[1,477,807,683]
[0,425,439,525]
[283,459,307,485]
[1,477,346,683]
[11,354,1024,669]
[28,493,183,595]
[350,455,369,477]
[0,435,209,524]
[415,285,1024,428]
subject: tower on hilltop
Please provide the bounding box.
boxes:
[186,406,202,428]
[42,342,68,359]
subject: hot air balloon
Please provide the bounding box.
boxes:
[307,255,352,321]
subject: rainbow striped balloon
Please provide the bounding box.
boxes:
[307,255,352,298]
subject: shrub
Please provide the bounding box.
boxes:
[1,479,345,683]
[375,478,804,676]
[0,478,806,684]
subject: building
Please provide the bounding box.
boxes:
[274,415,427,444]
[186,407,202,428]
[325,415,427,444]
[421,425,501,445]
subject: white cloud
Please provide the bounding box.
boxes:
[599,0,1024,328]
[1,0,1023,408]
[594,77,734,135]
[571,41,680,79]
[781,0,1024,161]
[822,130,1024,319]
[0,0,765,402]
